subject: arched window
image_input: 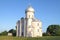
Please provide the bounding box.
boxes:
[29,15,30,18]
[37,29,39,32]
[37,23,39,26]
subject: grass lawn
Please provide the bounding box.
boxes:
[0,36,60,40]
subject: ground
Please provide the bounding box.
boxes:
[0,36,60,40]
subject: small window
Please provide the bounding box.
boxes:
[37,29,39,32]
[32,15,33,18]
[28,25,32,28]
[37,23,39,26]
[39,27,42,29]
[29,15,30,18]
[28,26,31,28]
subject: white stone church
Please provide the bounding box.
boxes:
[16,5,42,37]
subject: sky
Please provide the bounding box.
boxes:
[0,0,60,33]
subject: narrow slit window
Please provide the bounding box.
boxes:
[37,23,39,26]
[29,15,30,18]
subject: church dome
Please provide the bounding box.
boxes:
[25,5,34,13]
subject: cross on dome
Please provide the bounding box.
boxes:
[25,5,35,13]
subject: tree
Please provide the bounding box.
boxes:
[0,31,8,35]
[8,29,16,36]
[46,25,60,36]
